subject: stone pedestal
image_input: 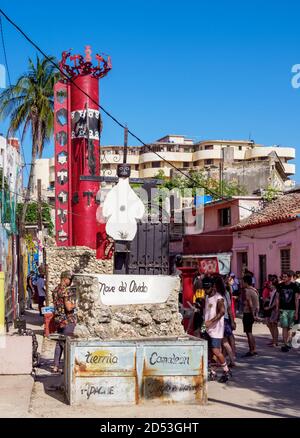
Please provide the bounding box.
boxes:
[45,246,113,302]
[73,274,184,339]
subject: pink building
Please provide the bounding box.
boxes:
[182,196,261,273]
[231,190,300,290]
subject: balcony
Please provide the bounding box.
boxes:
[246,147,295,161]
[139,151,192,164]
[192,149,222,161]
[282,163,296,175]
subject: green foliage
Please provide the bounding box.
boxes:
[261,185,281,203]
[0,55,59,154]
[158,169,246,200]
[24,233,37,253]
[154,169,167,181]
[17,202,54,236]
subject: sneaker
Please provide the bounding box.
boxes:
[281,345,290,352]
[219,371,231,383]
[208,370,217,381]
[242,351,256,358]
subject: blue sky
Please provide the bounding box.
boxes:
[1,0,300,182]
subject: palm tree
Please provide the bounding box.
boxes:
[0,55,59,227]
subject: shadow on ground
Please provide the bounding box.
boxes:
[214,331,300,416]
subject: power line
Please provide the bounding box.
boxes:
[0,8,272,218]
[0,15,29,179]
[4,186,300,239]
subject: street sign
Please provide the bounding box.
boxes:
[198,257,219,274]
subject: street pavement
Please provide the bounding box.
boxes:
[0,309,299,418]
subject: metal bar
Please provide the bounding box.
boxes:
[123,125,128,164]
[80,176,164,185]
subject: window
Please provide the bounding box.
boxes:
[204,159,213,165]
[205,145,214,150]
[151,162,160,168]
[219,207,231,226]
[238,146,242,151]
[135,164,139,171]
[280,249,291,273]
[183,162,189,168]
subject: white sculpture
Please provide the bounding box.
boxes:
[102,177,145,241]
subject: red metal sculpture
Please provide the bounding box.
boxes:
[54,47,112,258]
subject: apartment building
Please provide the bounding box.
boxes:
[34,134,296,204]
[100,135,295,184]
[32,157,55,205]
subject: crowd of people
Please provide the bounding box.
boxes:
[187,269,300,383]
[27,261,300,378]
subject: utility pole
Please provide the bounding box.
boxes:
[37,179,42,231]
[219,148,224,197]
[123,125,130,274]
[123,125,128,164]
[37,179,44,268]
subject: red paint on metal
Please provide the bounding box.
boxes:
[54,49,112,257]
[54,81,71,246]
[70,76,100,249]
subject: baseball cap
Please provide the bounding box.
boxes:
[61,271,73,280]
[202,276,214,289]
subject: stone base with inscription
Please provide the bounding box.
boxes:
[73,273,185,340]
[65,338,208,405]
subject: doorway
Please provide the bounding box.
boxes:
[237,252,248,278]
[259,255,267,292]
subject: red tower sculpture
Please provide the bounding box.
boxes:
[54,47,112,258]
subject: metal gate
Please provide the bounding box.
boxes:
[114,222,169,275]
